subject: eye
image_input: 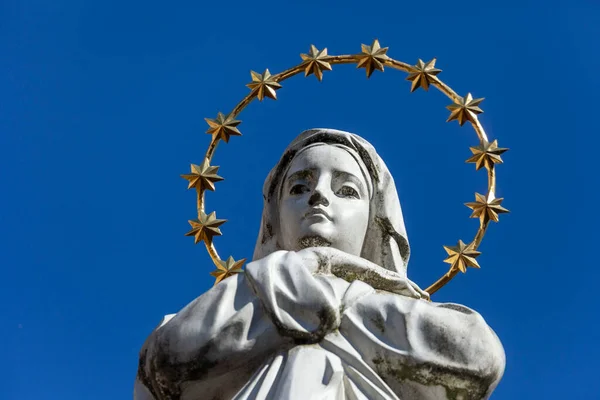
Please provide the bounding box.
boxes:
[337,185,359,198]
[289,184,309,195]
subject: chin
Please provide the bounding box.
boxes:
[290,220,336,249]
[298,235,332,249]
[300,222,334,240]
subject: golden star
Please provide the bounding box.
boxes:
[356,39,390,78]
[466,140,508,170]
[406,58,442,92]
[184,211,226,245]
[443,240,481,273]
[446,93,484,126]
[211,256,246,285]
[465,192,510,224]
[300,45,332,81]
[205,112,242,143]
[181,159,224,192]
[246,69,282,101]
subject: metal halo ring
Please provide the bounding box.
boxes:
[182,40,509,295]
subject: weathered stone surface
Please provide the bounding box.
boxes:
[135,129,505,399]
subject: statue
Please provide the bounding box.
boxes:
[134,128,505,400]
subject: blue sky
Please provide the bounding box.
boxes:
[0,1,595,399]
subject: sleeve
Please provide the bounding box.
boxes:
[135,251,350,400]
[339,286,505,400]
[244,250,350,344]
[135,271,289,400]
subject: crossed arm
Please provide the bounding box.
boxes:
[136,249,504,400]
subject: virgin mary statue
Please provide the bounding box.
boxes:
[135,129,505,400]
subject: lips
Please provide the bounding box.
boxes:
[304,207,332,221]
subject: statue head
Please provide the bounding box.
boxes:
[254,128,411,276]
[278,143,371,256]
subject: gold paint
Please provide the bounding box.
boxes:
[184,211,226,245]
[425,269,460,295]
[384,58,413,73]
[429,75,461,103]
[300,45,332,81]
[471,118,489,142]
[205,241,222,268]
[186,42,506,290]
[465,192,509,224]
[275,65,305,82]
[406,58,442,92]
[472,218,489,249]
[443,240,482,273]
[181,159,224,192]
[356,39,390,78]
[466,140,508,170]
[246,69,282,101]
[328,55,360,65]
[210,256,246,285]
[446,93,484,126]
[205,112,242,143]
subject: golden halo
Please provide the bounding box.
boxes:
[181,40,509,295]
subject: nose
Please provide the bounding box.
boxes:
[308,188,330,207]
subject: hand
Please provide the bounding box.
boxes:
[296,247,429,300]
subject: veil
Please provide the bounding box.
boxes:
[252,128,411,277]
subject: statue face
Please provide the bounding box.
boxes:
[279,145,370,256]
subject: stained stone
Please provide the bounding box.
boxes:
[135,129,505,400]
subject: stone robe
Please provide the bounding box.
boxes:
[135,250,505,400]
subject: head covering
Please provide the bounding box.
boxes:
[282,142,374,201]
[252,128,410,276]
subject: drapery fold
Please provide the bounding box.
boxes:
[136,128,504,400]
[136,251,504,400]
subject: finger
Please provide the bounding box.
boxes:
[404,279,430,301]
[416,288,430,301]
[405,284,422,299]
[389,279,421,299]
[409,282,430,299]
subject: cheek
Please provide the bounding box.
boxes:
[279,198,303,225]
[335,200,369,229]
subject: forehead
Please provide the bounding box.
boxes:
[285,145,364,179]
